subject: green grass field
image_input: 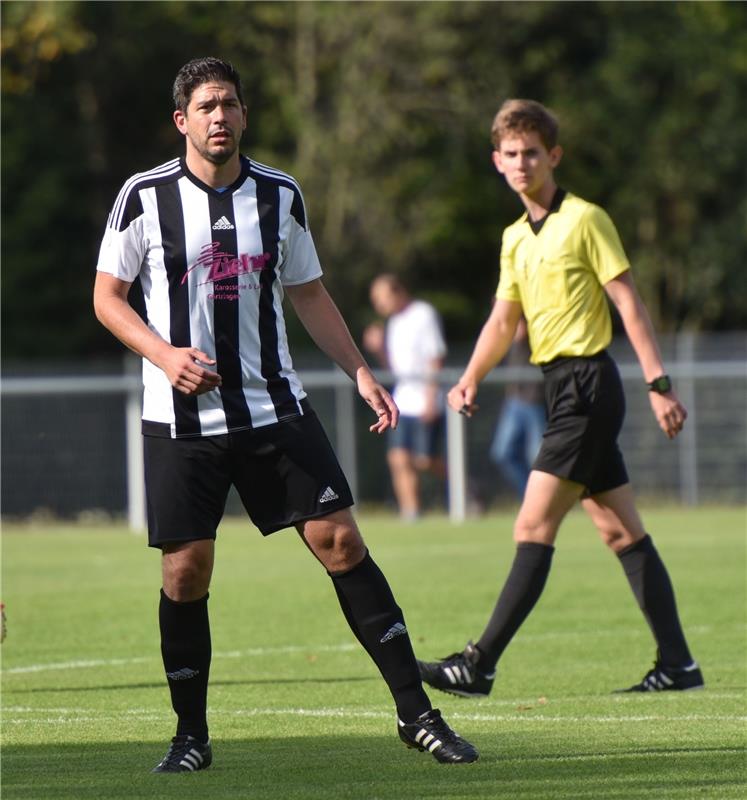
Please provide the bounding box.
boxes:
[2,507,745,800]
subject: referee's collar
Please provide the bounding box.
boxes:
[526,188,567,235]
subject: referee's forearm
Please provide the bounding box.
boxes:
[462,324,513,384]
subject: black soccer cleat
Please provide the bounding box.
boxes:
[152,735,213,773]
[417,641,495,698]
[398,708,479,764]
[616,659,704,693]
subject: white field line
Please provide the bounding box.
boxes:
[3,706,746,726]
[0,624,726,674]
[2,643,358,674]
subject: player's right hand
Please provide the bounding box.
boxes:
[162,347,222,396]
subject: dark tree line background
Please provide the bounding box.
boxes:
[2,0,746,364]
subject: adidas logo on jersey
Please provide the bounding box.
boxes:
[212,216,235,230]
[380,622,407,643]
[319,486,339,503]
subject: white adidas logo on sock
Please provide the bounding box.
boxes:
[166,667,200,680]
[380,622,407,643]
[319,486,339,503]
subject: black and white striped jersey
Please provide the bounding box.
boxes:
[96,155,322,438]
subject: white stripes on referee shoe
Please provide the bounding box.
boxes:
[444,664,473,685]
[644,671,674,690]
[414,728,443,753]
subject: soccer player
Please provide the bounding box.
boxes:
[93,57,477,772]
[363,274,447,521]
[418,99,703,698]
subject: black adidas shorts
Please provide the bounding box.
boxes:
[533,350,629,496]
[143,401,354,547]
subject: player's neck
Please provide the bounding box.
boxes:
[185,151,243,189]
[519,179,558,223]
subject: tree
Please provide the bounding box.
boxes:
[2,1,745,363]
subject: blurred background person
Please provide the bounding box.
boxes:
[489,316,546,499]
[363,274,447,521]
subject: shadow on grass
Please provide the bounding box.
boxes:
[5,675,379,694]
[3,736,745,800]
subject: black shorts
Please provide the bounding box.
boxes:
[143,402,354,547]
[532,351,629,495]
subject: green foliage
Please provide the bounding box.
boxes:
[2,1,746,360]
[2,509,746,798]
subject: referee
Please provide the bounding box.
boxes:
[418,99,703,698]
[93,57,477,772]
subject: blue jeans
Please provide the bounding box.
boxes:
[489,397,546,498]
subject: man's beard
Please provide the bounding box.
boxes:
[202,143,236,165]
[191,132,238,165]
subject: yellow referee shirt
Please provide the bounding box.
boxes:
[496,191,630,365]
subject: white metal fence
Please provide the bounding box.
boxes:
[2,333,745,529]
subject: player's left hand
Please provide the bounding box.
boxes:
[649,391,687,439]
[356,368,399,433]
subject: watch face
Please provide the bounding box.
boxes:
[651,376,672,393]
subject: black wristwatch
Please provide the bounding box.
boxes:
[647,374,672,394]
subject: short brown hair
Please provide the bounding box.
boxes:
[173,57,244,113]
[490,99,559,151]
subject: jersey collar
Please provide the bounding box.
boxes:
[527,187,567,235]
[179,155,251,197]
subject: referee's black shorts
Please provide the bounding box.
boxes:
[143,401,354,548]
[532,350,629,496]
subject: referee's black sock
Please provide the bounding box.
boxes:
[618,534,693,667]
[329,551,431,723]
[475,542,555,672]
[159,590,211,742]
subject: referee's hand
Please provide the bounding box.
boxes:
[447,380,479,418]
[162,347,222,396]
[649,390,687,440]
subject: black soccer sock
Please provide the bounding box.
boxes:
[330,551,430,723]
[475,542,555,672]
[159,589,211,742]
[617,534,693,667]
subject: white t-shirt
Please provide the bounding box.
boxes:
[386,300,446,416]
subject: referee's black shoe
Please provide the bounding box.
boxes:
[152,735,213,773]
[398,709,479,763]
[417,641,495,698]
[615,659,704,693]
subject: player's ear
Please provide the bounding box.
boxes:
[173,108,188,135]
[549,145,563,168]
[491,149,505,174]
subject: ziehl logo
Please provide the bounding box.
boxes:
[182,242,271,286]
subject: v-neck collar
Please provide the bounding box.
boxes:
[527,188,566,235]
[180,155,251,197]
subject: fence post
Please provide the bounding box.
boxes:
[125,355,146,532]
[676,332,699,506]
[446,409,467,522]
[334,369,358,501]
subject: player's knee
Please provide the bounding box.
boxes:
[513,517,556,545]
[599,525,643,553]
[327,526,366,572]
[162,554,211,601]
[303,514,366,572]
